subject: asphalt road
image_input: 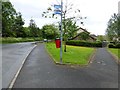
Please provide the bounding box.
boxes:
[13,44,119,88]
[0,44,2,90]
[2,42,36,88]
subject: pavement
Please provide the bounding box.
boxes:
[13,43,119,88]
[2,42,37,88]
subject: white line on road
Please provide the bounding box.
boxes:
[8,45,37,88]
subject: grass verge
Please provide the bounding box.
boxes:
[108,48,120,60]
[46,42,95,65]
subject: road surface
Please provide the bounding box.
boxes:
[13,44,119,88]
[2,42,36,88]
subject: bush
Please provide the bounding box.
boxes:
[108,43,120,48]
[66,40,102,47]
[1,37,43,43]
[108,43,115,48]
[115,43,120,48]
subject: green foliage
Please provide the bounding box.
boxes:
[42,0,86,52]
[41,24,59,39]
[2,1,17,37]
[1,37,43,43]
[66,40,102,47]
[108,43,115,48]
[2,1,26,37]
[116,43,120,48]
[108,43,120,48]
[14,12,25,37]
[65,19,79,39]
[78,32,90,40]
[106,13,120,41]
[97,35,105,41]
[29,19,42,37]
[108,48,120,59]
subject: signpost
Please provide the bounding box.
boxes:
[54,0,63,63]
[60,0,63,64]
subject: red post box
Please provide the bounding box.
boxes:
[55,38,61,48]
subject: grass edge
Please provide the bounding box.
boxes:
[107,48,120,64]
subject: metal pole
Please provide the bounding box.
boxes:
[60,0,63,64]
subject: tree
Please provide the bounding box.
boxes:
[2,1,17,37]
[29,19,42,38]
[41,24,59,39]
[106,13,120,42]
[97,35,105,42]
[2,1,25,37]
[13,12,25,37]
[66,19,79,39]
[79,32,90,40]
[42,0,86,52]
[23,27,31,37]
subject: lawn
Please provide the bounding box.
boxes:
[108,48,120,59]
[46,42,95,65]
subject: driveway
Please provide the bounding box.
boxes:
[13,43,119,88]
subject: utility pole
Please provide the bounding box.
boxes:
[60,0,63,64]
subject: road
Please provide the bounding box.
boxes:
[2,42,36,88]
[13,44,119,88]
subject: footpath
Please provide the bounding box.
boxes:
[13,44,118,88]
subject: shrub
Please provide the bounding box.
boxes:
[66,40,102,47]
[1,37,43,43]
[115,43,120,48]
[108,43,120,48]
[108,43,115,48]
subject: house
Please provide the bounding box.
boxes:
[69,27,97,42]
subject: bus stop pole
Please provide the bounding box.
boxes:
[60,0,63,64]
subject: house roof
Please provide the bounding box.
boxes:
[69,27,97,40]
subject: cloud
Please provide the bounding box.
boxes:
[10,0,120,35]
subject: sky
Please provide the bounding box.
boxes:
[9,0,120,35]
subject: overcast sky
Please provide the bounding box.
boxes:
[9,0,119,35]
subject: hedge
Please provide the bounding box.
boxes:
[108,43,120,48]
[66,40,102,47]
[1,37,43,43]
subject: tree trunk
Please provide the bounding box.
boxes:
[63,14,67,52]
[64,40,67,52]
[64,34,67,52]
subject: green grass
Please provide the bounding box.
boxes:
[108,48,120,59]
[46,42,95,65]
[0,37,43,44]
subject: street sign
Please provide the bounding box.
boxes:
[54,4,61,15]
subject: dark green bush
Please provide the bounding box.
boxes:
[1,37,43,43]
[108,43,120,48]
[108,43,115,48]
[115,43,120,48]
[66,40,102,47]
